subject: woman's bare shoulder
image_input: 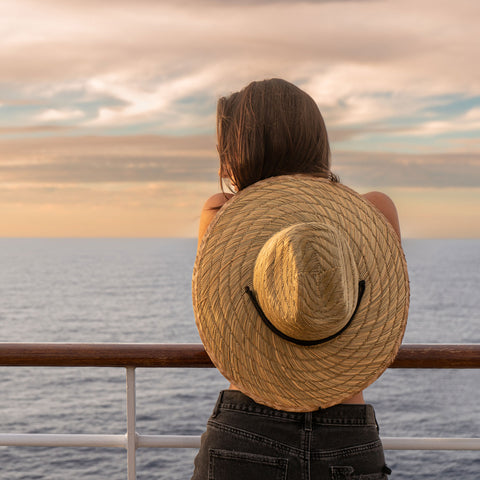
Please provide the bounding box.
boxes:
[202,192,234,210]
[197,192,234,248]
[361,191,401,238]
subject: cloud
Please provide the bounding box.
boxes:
[0,125,72,134]
[0,134,218,183]
[35,108,85,122]
[1,0,479,238]
[1,134,478,189]
[84,69,219,129]
[2,0,480,137]
[333,151,480,189]
[404,107,480,137]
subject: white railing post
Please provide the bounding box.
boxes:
[126,367,137,480]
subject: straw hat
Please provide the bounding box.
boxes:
[192,175,409,411]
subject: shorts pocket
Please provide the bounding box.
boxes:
[330,465,389,479]
[208,448,288,480]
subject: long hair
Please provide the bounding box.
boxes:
[216,78,337,192]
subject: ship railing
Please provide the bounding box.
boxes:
[0,343,479,480]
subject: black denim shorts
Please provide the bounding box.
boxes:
[191,390,391,480]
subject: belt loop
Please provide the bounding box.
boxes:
[211,390,224,418]
[372,407,380,433]
[305,411,312,432]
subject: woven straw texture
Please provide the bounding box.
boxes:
[253,222,360,341]
[193,175,409,412]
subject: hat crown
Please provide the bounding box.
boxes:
[253,222,359,341]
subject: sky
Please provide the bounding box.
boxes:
[0,0,479,238]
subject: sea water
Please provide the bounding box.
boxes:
[0,238,478,479]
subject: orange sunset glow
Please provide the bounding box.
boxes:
[1,0,479,238]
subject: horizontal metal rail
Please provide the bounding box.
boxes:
[0,343,479,368]
[0,433,200,449]
[0,343,479,480]
[0,433,478,451]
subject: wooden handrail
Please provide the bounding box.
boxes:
[0,344,211,368]
[0,343,478,368]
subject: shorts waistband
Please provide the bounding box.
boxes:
[213,390,377,426]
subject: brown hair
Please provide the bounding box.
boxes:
[216,78,337,192]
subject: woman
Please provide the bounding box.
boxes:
[191,79,409,480]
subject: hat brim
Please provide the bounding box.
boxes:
[193,175,409,411]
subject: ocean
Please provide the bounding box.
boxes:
[0,238,479,479]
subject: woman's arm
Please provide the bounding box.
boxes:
[197,192,234,249]
[361,191,401,239]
